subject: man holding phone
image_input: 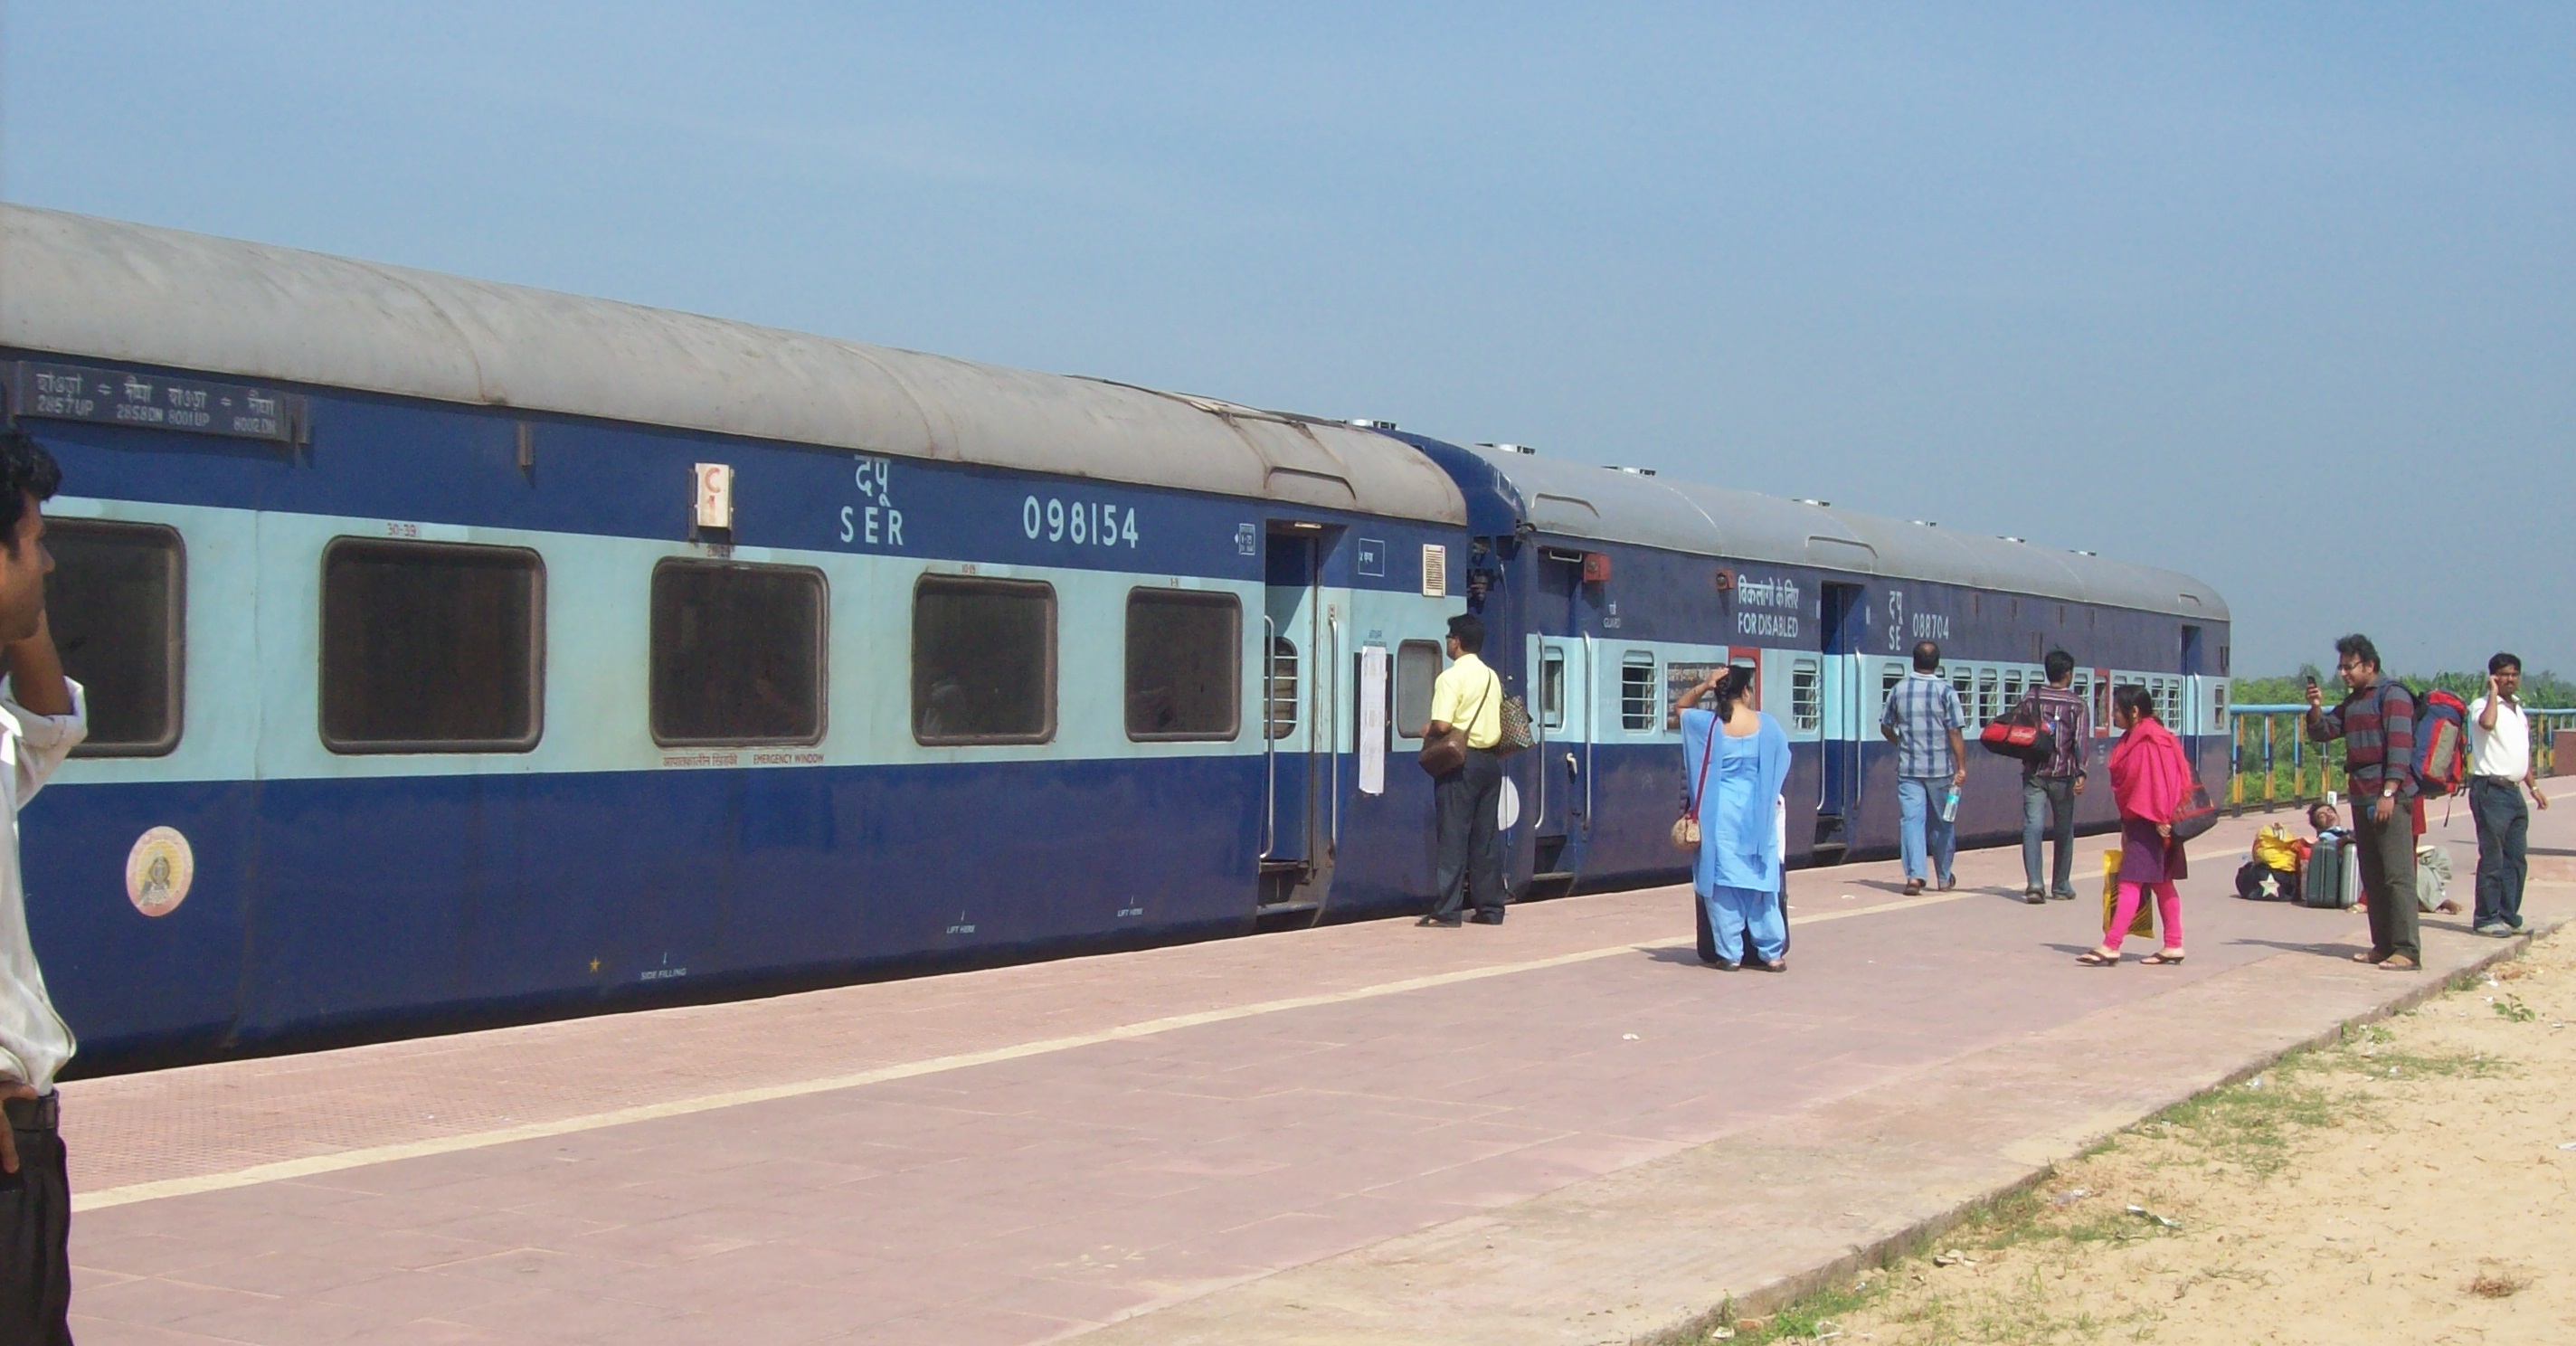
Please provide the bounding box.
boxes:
[0,428,82,1341]
[2305,634,2420,971]
[2467,651,2549,937]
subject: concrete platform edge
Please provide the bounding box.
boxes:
[1628,913,2568,1346]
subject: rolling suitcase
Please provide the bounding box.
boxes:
[2302,834,2359,908]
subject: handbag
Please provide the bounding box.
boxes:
[1978,694,2057,763]
[2168,781,2218,841]
[1671,713,1720,852]
[1417,675,1496,777]
[1493,692,1535,757]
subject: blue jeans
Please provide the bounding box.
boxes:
[1898,776,1956,884]
[2470,777,2529,930]
[2022,775,2078,895]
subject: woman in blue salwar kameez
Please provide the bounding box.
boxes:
[1672,666,1794,972]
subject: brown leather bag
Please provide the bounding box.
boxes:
[1417,675,1497,777]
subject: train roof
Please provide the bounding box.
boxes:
[1469,446,2230,621]
[0,204,1465,525]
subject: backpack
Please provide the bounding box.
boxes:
[2412,687,2470,798]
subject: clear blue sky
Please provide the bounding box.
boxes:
[5,3,2569,677]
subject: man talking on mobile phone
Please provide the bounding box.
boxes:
[2467,651,2549,937]
[2304,634,2420,971]
[0,428,84,1342]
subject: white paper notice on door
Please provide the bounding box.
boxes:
[1358,645,1388,796]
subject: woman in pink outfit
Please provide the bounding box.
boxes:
[2080,685,2192,966]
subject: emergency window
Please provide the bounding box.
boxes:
[1124,589,1239,741]
[650,561,826,746]
[913,575,1054,744]
[1620,652,1657,731]
[1266,637,1300,740]
[1790,658,1822,732]
[51,519,184,757]
[1540,650,1567,730]
[321,539,544,753]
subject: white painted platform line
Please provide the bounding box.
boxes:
[71,887,1974,1212]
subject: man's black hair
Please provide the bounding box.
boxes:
[2114,683,2156,719]
[0,429,62,558]
[1911,640,1940,673]
[2308,801,2337,829]
[2043,649,2076,684]
[2489,651,2523,676]
[2334,633,2380,671]
[1447,612,1485,655]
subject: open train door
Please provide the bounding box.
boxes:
[1812,583,1870,863]
[1260,522,1340,918]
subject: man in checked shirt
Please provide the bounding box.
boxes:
[2306,632,2422,972]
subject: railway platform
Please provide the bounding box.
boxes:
[60,801,2574,1346]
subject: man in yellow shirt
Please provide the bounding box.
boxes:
[1420,614,1507,926]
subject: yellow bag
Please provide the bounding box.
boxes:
[2101,849,2154,938]
[2249,824,2300,871]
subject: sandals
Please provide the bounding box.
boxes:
[2076,949,2120,967]
[2351,950,2387,964]
[2140,952,2186,967]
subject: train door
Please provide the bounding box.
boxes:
[1529,634,1589,879]
[1260,525,1339,915]
[1814,583,1869,862]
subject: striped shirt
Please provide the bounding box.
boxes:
[2307,678,2416,801]
[1880,671,1965,779]
[2024,685,2091,779]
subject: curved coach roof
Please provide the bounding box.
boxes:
[0,204,1465,525]
[1471,446,2229,621]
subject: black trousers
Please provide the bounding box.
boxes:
[2352,803,2420,962]
[0,1096,72,1345]
[2470,777,2529,930]
[1431,749,1506,920]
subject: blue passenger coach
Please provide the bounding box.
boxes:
[1406,440,2231,896]
[2,205,1489,1069]
[1,206,2226,1073]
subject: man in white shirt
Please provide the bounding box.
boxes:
[2467,651,2549,938]
[0,428,83,1343]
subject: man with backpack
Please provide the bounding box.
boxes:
[2305,634,2421,971]
[2015,649,2091,904]
[2467,652,2550,937]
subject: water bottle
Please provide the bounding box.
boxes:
[1940,786,1960,824]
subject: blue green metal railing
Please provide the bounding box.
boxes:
[2225,704,2576,814]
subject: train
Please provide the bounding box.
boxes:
[0,204,2230,1073]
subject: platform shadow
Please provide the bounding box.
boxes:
[2229,935,2366,960]
[1640,945,1714,967]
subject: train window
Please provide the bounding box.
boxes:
[650,560,826,746]
[1948,668,1975,725]
[2003,670,2025,715]
[49,519,184,757]
[1266,637,1300,740]
[1125,589,1240,741]
[1395,640,1440,740]
[913,575,1054,745]
[1790,658,1822,733]
[1620,653,1657,731]
[1880,665,1904,706]
[2211,682,2228,728]
[321,539,544,754]
[1976,669,2000,726]
[1540,650,1567,730]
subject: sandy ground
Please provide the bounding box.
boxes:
[1731,925,2576,1346]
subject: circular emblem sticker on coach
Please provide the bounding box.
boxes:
[125,827,194,918]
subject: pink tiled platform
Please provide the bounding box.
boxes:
[59,805,2570,1345]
